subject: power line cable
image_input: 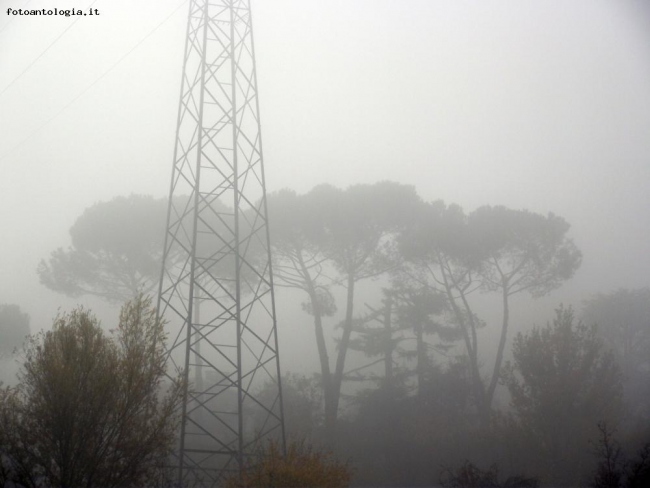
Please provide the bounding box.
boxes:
[0,0,99,97]
[0,0,187,163]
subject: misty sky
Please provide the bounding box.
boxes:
[1,0,649,362]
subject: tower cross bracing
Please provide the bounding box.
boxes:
[156,0,285,485]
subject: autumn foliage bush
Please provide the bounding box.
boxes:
[226,440,352,488]
[0,295,183,488]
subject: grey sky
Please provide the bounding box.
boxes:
[1,0,649,355]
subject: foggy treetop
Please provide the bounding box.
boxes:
[1,0,649,331]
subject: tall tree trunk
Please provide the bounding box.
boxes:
[297,254,336,443]
[315,307,338,445]
[383,295,394,388]
[438,260,490,425]
[330,272,356,440]
[487,282,510,406]
[456,287,491,426]
[415,319,427,398]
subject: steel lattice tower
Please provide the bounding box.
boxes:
[156,0,285,485]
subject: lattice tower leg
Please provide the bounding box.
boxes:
[156,1,286,486]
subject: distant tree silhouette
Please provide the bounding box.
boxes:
[0,304,30,357]
[503,306,621,484]
[401,203,582,424]
[583,288,650,427]
[267,181,421,440]
[37,195,168,303]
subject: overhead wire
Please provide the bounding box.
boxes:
[0,0,187,163]
[0,0,98,96]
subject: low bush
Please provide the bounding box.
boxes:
[440,460,538,488]
[226,439,352,488]
[590,423,650,488]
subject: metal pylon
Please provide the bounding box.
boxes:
[156,0,285,486]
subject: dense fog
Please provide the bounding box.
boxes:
[1,1,649,486]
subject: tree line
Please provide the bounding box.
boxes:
[2,182,646,486]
